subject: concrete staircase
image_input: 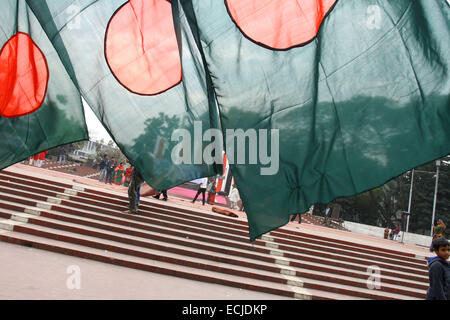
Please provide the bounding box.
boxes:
[0,169,430,300]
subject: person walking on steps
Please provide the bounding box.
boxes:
[290,213,301,224]
[123,167,145,215]
[153,190,168,201]
[192,177,208,205]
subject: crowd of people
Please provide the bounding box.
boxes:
[98,155,133,187]
[27,151,48,168]
[97,157,167,215]
[383,219,447,246]
[384,225,402,241]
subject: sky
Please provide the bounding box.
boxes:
[82,99,113,144]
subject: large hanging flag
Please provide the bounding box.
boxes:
[22,0,450,242]
[0,0,88,169]
[175,0,450,240]
[26,0,221,189]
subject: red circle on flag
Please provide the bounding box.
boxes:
[105,0,182,96]
[225,0,338,50]
[0,32,49,118]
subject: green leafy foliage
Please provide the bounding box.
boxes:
[332,155,450,236]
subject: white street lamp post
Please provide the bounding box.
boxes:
[430,160,441,237]
[405,169,414,233]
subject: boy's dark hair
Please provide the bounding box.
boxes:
[432,237,450,251]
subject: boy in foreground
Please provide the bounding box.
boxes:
[426,237,450,300]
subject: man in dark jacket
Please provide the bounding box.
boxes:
[105,157,116,184]
[58,146,67,165]
[426,237,450,300]
[98,154,108,182]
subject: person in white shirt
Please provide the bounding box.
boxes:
[228,185,241,210]
[192,177,208,205]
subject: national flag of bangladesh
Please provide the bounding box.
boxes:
[176,0,450,240]
[0,0,88,169]
[22,0,450,241]
[26,0,220,189]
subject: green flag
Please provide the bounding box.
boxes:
[177,0,450,240]
[26,0,221,188]
[23,0,450,242]
[0,0,88,169]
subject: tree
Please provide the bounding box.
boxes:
[331,154,450,236]
[408,157,450,236]
[93,144,127,168]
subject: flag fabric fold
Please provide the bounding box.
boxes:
[0,0,88,170]
[177,0,450,240]
[25,0,221,190]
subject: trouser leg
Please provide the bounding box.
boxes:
[193,190,201,202]
[98,169,105,181]
[128,174,145,213]
[107,172,113,184]
[136,185,141,205]
[201,189,206,205]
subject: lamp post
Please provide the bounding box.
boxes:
[400,169,414,244]
[430,160,441,237]
[405,169,414,233]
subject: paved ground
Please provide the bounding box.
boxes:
[0,239,292,300]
